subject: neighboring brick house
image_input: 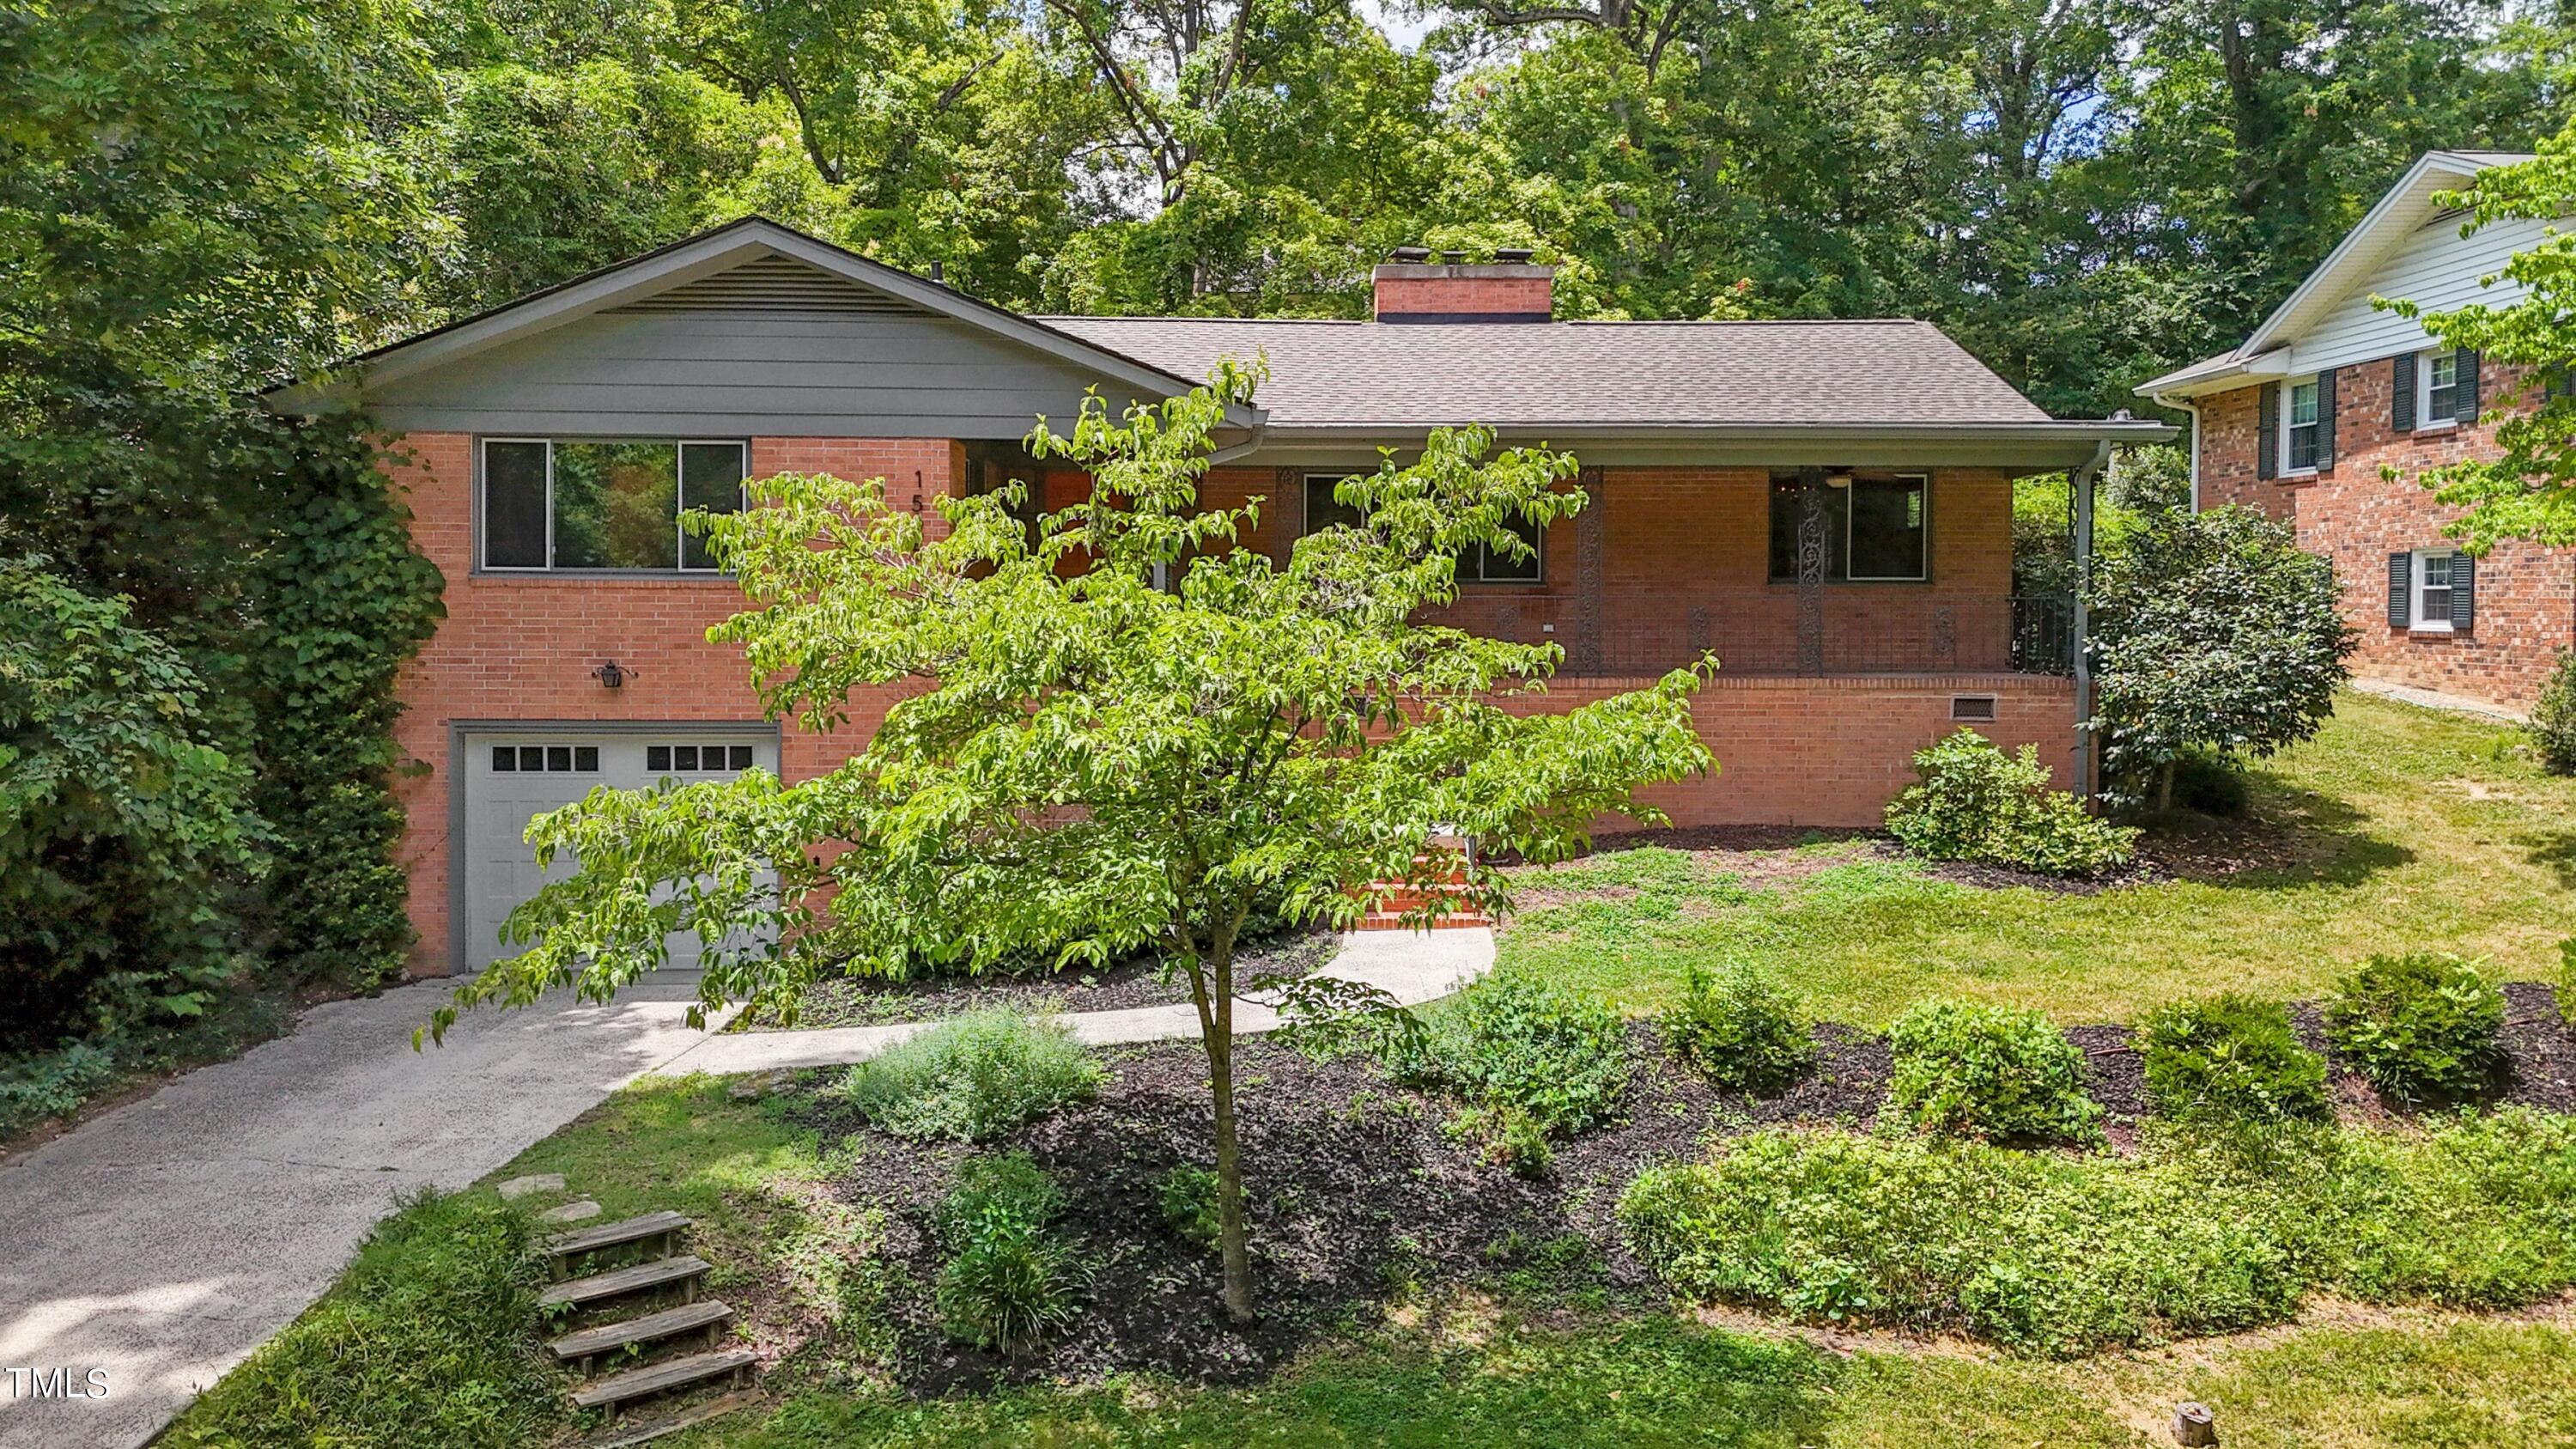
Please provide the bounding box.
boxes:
[273,219,2166,977]
[2139,150,2576,711]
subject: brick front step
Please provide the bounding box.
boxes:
[1353,910,1489,932]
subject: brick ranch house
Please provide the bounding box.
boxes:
[274,219,2167,977]
[2140,149,2576,712]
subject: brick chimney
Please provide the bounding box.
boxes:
[1372,247,1554,323]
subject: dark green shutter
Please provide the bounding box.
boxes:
[2392,353,2416,431]
[2455,347,2482,423]
[2451,552,2476,631]
[2387,553,2411,628]
[2257,381,2281,480]
[2316,368,2336,466]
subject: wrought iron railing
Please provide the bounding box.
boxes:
[1428,590,2079,678]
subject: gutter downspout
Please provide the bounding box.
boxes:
[2069,438,2114,804]
[2148,390,2202,512]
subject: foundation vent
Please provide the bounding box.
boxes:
[1951,694,1998,722]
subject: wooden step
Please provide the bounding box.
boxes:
[540,1254,710,1312]
[570,1348,756,1412]
[543,1210,690,1269]
[580,1389,763,1448]
[550,1300,733,1367]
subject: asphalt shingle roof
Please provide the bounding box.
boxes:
[1039,316,2052,429]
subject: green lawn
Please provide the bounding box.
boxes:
[1501,691,2576,1026]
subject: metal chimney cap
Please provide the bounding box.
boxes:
[1388,245,1432,263]
[1494,247,1536,263]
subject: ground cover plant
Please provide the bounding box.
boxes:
[1388,972,1632,1171]
[825,1008,1106,1142]
[1620,1107,2576,1357]
[1501,693,2576,1026]
[2139,993,2330,1124]
[1882,729,2138,878]
[2324,953,2509,1106]
[933,1152,1084,1352]
[1884,998,2104,1144]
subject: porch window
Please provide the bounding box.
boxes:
[1766,472,1929,582]
[1302,474,1364,533]
[480,438,746,572]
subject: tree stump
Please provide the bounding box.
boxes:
[2172,1401,2218,1446]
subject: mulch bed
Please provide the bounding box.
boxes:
[733,928,1338,1030]
[772,986,2576,1394]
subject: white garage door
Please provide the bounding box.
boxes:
[459,730,780,973]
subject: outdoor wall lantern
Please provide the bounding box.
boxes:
[592,660,633,690]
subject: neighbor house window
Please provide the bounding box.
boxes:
[2282,378,2322,472]
[2422,350,2461,423]
[480,439,747,571]
[1766,472,1929,581]
[2411,550,2458,630]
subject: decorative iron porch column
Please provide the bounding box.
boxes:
[1795,466,1827,675]
[1574,465,1605,674]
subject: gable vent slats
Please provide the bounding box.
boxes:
[611,256,930,316]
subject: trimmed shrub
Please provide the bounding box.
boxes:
[1886,999,2103,1145]
[828,1008,1104,1142]
[2138,994,2329,1124]
[1158,1164,1221,1247]
[2324,953,2507,1106]
[1662,962,1814,1095]
[161,1190,558,1447]
[1619,1109,2576,1357]
[1391,974,1629,1140]
[1883,729,2138,878]
[2532,648,2576,776]
[2168,750,2251,817]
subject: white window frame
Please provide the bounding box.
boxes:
[477,437,748,574]
[2280,376,2322,476]
[2409,549,2458,631]
[1844,472,1931,582]
[2417,348,2461,430]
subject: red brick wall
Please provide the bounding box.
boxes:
[383,439,2069,976]
[384,433,957,975]
[2194,360,2576,707]
[1371,265,1553,320]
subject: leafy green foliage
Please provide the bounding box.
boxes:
[1159,1164,1222,1248]
[1393,974,1631,1145]
[2139,994,2330,1125]
[1660,962,1814,1095]
[2560,939,2575,1032]
[933,1154,1084,1353]
[1885,999,2104,1146]
[2324,953,2508,1106]
[0,1043,117,1141]
[2532,649,2576,776]
[828,1009,1105,1142]
[2089,507,2356,813]
[161,1189,558,1448]
[0,561,262,1052]
[1620,1108,2576,1357]
[1883,729,2138,878]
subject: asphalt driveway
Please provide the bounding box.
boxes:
[0,974,725,1449]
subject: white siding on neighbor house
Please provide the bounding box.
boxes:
[365,306,1156,439]
[2283,211,2566,374]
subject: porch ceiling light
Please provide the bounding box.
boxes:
[1825,469,1855,489]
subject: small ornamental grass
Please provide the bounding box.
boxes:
[1389,974,1629,1168]
[2138,993,2329,1124]
[933,1151,1084,1354]
[1884,998,2103,1145]
[829,1008,1105,1142]
[1661,962,1814,1096]
[2323,953,2508,1106]
[1883,728,2138,879]
[1619,1108,2576,1358]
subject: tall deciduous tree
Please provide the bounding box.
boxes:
[2380,131,2576,550]
[436,372,1713,1320]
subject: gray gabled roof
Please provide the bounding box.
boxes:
[1043,316,2056,429]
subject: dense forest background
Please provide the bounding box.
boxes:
[2,0,2573,1114]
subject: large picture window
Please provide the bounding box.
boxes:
[1766,472,1929,581]
[480,439,747,572]
[1302,473,1541,583]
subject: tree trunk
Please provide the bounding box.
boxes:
[2157,759,2177,815]
[1199,939,1255,1323]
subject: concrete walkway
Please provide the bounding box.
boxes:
[2349,676,2530,724]
[659,927,1498,1076]
[0,928,1493,1449]
[0,973,726,1449]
